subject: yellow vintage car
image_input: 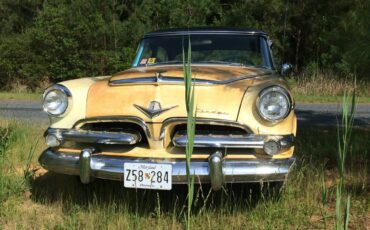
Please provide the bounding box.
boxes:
[39,28,296,191]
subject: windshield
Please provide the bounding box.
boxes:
[132,34,273,69]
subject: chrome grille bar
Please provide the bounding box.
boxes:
[46,128,142,145]
[172,133,294,149]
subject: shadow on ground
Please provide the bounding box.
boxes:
[30,171,282,215]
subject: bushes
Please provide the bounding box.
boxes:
[0,0,368,90]
[0,127,11,158]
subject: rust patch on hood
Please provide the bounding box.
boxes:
[86,66,271,122]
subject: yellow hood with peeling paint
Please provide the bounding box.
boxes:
[86,65,271,122]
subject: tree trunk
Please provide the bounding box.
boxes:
[295,29,301,72]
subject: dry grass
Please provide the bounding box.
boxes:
[289,71,370,98]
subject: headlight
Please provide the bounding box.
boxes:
[257,86,292,122]
[43,85,71,116]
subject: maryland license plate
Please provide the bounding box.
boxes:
[123,163,172,190]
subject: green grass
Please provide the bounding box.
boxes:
[0,121,369,229]
[0,92,41,101]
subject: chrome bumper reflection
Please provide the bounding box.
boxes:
[39,148,296,190]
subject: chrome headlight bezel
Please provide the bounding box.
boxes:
[42,84,72,116]
[256,86,292,122]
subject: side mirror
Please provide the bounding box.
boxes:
[280,63,293,76]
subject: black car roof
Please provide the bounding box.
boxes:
[143,27,268,38]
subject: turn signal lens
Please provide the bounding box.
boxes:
[45,134,61,147]
[263,140,281,155]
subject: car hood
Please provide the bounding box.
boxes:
[86,65,273,122]
[110,65,269,82]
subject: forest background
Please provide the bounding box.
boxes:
[0,0,369,90]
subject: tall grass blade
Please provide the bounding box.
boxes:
[334,77,356,230]
[321,170,327,206]
[344,195,351,230]
[335,185,342,229]
[183,38,196,230]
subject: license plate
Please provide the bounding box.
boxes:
[123,163,172,190]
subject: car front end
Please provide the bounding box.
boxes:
[39,28,296,190]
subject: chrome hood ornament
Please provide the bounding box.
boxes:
[134,101,177,119]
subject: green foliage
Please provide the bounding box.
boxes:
[0,127,17,205]
[0,127,11,158]
[183,39,196,230]
[335,83,356,230]
[0,0,368,90]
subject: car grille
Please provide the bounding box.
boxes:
[170,124,248,138]
[78,122,149,146]
[65,118,253,153]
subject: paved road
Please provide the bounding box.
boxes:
[0,100,48,121]
[0,100,369,128]
[295,103,370,128]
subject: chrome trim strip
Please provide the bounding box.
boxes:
[173,135,264,148]
[109,73,270,86]
[46,128,142,145]
[172,133,294,149]
[39,148,296,184]
[143,30,268,38]
[43,84,72,98]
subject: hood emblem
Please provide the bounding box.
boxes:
[134,101,177,119]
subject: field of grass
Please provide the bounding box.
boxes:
[0,120,369,229]
[0,92,41,101]
[289,72,370,104]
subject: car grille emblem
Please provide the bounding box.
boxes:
[134,101,177,119]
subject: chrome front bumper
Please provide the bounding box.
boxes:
[39,148,296,190]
